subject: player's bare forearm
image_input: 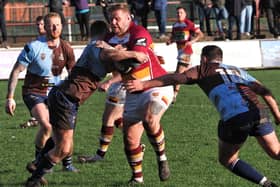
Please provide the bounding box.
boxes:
[102,48,147,63]
[6,63,25,98]
[125,73,187,92]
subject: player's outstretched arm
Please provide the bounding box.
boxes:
[125,73,187,92]
[100,48,148,64]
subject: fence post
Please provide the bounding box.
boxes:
[67,17,72,42]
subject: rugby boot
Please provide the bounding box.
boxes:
[263,180,278,187]
[25,176,48,187]
[128,178,144,186]
[158,160,170,181]
[26,161,37,173]
[26,161,53,174]
[78,154,104,164]
[63,164,79,172]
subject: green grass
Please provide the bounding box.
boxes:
[0,70,280,187]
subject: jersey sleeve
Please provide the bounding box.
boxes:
[17,43,35,67]
[186,19,199,33]
[128,27,152,53]
[239,68,257,85]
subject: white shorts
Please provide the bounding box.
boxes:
[106,82,126,106]
[177,49,191,65]
[123,86,174,122]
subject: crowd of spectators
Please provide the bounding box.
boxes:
[1,0,280,48]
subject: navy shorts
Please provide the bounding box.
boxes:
[23,93,48,111]
[218,109,274,144]
[48,87,78,130]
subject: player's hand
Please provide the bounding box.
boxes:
[124,80,144,93]
[5,98,16,116]
[98,81,111,92]
[95,40,113,49]
[114,44,127,51]
[135,52,149,64]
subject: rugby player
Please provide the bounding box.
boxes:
[24,20,148,187]
[98,4,174,184]
[5,12,78,173]
[125,45,280,187]
[166,6,203,103]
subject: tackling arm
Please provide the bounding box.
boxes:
[100,48,148,64]
[125,73,188,92]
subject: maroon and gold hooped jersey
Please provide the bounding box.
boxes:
[106,22,167,81]
[171,18,200,55]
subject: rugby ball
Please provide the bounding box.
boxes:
[114,58,140,74]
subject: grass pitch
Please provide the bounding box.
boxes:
[0,70,279,187]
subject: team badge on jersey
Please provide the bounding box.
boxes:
[41,53,46,60]
[135,38,147,46]
[58,53,64,61]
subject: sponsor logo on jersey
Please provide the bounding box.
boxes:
[135,38,147,46]
[59,53,64,61]
[41,53,46,60]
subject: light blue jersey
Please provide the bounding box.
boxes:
[75,40,107,80]
[188,62,259,121]
[18,37,53,77]
[208,64,257,121]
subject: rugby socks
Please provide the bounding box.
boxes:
[34,138,55,165]
[96,126,114,158]
[31,154,55,179]
[35,145,43,162]
[147,126,167,161]
[230,159,264,185]
[125,145,144,183]
[62,155,73,167]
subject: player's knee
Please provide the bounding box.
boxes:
[218,156,234,168]
[267,149,280,160]
[40,122,52,134]
[59,147,72,158]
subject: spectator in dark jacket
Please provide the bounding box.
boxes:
[261,0,280,38]
[95,0,115,23]
[194,0,214,36]
[128,0,150,29]
[225,0,243,40]
[69,0,90,41]
[49,0,67,26]
[0,0,9,49]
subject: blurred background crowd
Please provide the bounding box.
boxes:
[0,0,279,49]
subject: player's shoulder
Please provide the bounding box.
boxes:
[129,24,150,38]
[27,37,47,52]
[60,39,73,49]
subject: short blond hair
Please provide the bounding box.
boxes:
[44,12,61,26]
[108,3,130,14]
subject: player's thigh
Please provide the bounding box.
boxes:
[256,131,280,159]
[31,103,50,125]
[143,86,173,119]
